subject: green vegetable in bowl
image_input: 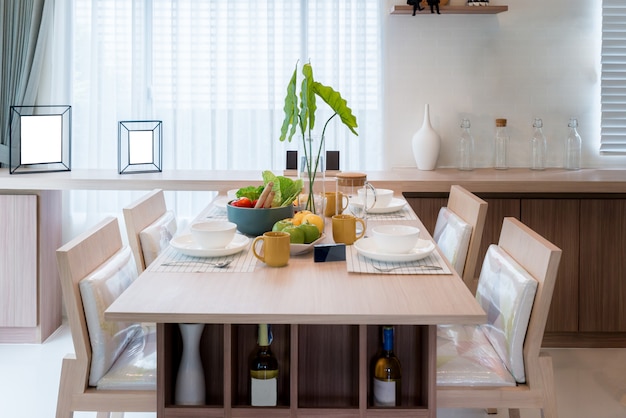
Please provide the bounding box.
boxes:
[235,185,264,201]
[234,172,302,208]
[261,171,303,207]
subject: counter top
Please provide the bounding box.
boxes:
[1,167,625,194]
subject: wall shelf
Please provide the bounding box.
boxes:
[390,5,508,15]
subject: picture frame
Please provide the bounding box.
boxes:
[118,120,163,174]
[9,105,72,174]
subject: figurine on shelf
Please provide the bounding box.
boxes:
[406,0,424,16]
[427,0,440,14]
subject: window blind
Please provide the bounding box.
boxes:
[601,0,626,153]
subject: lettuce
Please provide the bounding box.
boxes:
[235,185,263,201]
[262,171,303,207]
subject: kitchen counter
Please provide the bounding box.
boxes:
[1,167,625,194]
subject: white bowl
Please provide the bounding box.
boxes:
[371,224,420,254]
[190,220,237,249]
[358,188,393,209]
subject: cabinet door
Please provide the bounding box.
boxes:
[579,199,626,332]
[0,195,37,327]
[521,199,580,333]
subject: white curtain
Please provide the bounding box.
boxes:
[64,0,383,238]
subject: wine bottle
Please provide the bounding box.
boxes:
[249,324,278,406]
[372,326,402,407]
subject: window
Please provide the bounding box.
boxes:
[601,0,626,153]
[72,0,383,170]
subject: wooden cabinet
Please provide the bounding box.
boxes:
[158,323,435,417]
[579,199,626,332]
[0,190,62,343]
[405,193,626,347]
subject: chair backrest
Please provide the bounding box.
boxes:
[123,189,172,273]
[435,185,488,292]
[56,217,126,386]
[476,244,538,383]
[496,217,562,386]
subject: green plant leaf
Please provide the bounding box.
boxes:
[279,64,300,142]
[313,82,358,136]
[300,63,317,134]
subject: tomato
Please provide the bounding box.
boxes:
[230,197,253,208]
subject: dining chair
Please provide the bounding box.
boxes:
[433,185,488,294]
[55,216,156,418]
[437,217,562,418]
[123,189,177,273]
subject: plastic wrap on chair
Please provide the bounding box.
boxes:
[139,210,177,266]
[476,245,538,383]
[79,246,142,386]
[437,324,516,386]
[433,207,472,275]
[96,324,157,390]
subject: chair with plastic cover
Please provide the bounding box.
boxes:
[55,217,156,417]
[437,217,562,418]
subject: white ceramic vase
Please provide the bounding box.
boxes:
[175,323,206,405]
[411,104,441,171]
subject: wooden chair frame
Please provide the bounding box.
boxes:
[122,189,167,273]
[55,217,156,418]
[445,185,488,293]
[437,217,562,418]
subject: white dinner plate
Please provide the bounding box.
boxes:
[354,237,436,262]
[290,233,326,255]
[349,197,407,214]
[170,233,250,257]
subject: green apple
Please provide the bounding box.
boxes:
[272,219,294,232]
[282,225,305,244]
[298,223,320,244]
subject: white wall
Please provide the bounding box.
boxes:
[384,0,626,169]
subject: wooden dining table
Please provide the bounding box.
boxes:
[105,194,486,418]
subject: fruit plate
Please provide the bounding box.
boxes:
[290,233,326,255]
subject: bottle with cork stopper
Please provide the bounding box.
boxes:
[494,118,509,170]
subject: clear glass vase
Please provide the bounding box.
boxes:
[298,135,325,216]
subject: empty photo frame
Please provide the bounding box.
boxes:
[118,120,162,174]
[9,105,72,174]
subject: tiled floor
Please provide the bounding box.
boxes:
[1,323,625,418]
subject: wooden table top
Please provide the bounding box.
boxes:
[105,197,485,326]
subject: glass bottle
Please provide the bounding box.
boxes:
[530,118,547,170]
[372,326,402,407]
[564,117,582,170]
[249,324,278,406]
[457,118,475,171]
[494,118,509,170]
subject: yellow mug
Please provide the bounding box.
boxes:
[252,231,291,267]
[332,214,366,245]
[324,192,349,217]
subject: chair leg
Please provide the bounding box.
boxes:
[56,357,78,418]
[539,352,558,418]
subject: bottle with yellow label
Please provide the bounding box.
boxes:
[249,324,278,406]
